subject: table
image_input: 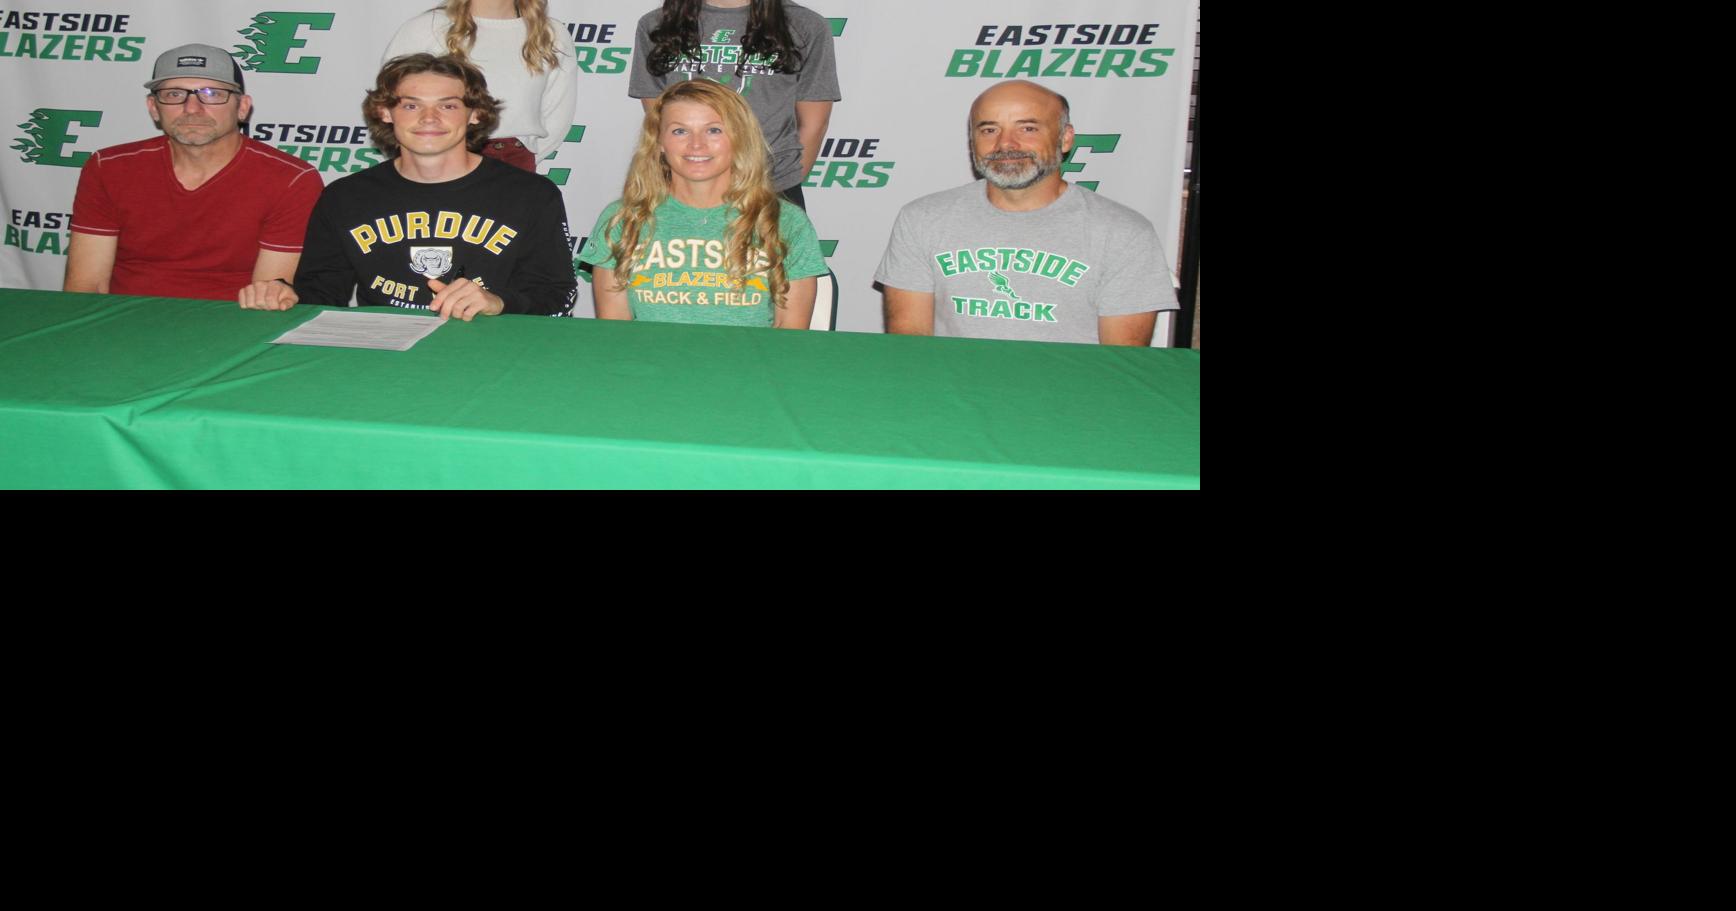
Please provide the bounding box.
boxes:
[0,291,1201,489]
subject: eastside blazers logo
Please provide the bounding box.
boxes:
[234,11,335,73]
[674,16,847,94]
[544,125,587,186]
[13,108,101,167]
[1063,133,1121,192]
[947,23,1176,78]
[803,137,894,190]
[5,208,69,255]
[565,21,630,74]
[0,11,145,61]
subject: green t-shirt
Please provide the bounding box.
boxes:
[579,196,827,327]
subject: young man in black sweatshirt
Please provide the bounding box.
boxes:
[239,53,575,320]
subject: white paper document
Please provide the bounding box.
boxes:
[270,310,443,351]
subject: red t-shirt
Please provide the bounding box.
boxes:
[70,136,323,301]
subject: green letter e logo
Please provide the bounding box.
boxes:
[234,12,336,74]
[13,109,103,168]
[1061,133,1121,192]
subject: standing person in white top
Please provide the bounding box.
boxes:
[383,1,577,171]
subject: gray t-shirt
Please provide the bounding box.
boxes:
[629,2,841,191]
[874,181,1178,344]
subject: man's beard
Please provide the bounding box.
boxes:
[158,116,228,147]
[975,145,1060,190]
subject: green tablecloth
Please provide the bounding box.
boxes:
[0,290,1200,489]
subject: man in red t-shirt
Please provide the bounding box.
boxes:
[64,43,323,303]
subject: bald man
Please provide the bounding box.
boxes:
[874,81,1176,346]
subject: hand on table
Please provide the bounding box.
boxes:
[238,279,299,311]
[428,278,504,322]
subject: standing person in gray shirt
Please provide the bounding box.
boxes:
[875,81,1177,346]
[629,1,840,210]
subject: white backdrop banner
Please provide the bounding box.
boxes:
[1,0,1198,336]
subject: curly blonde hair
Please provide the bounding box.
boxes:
[440,1,561,74]
[603,80,791,310]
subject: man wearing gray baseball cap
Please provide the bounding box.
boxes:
[64,43,323,304]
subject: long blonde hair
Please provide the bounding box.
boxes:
[605,80,791,310]
[441,1,561,74]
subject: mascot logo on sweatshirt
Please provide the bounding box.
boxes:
[409,246,454,280]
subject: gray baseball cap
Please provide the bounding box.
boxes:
[144,44,246,92]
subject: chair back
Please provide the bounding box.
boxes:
[810,270,838,331]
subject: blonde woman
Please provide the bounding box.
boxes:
[579,80,825,328]
[383,1,576,171]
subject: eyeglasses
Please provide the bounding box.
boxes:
[151,87,236,105]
